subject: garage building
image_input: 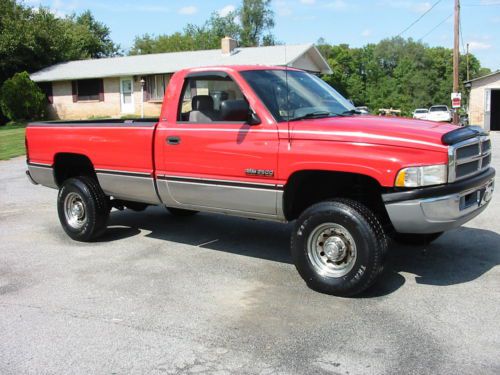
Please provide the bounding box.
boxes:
[466,71,500,131]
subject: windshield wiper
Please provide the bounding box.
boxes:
[288,111,335,122]
[340,109,362,116]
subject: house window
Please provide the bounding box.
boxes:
[145,74,170,101]
[72,79,104,102]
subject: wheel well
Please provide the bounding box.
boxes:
[283,170,390,224]
[53,153,97,186]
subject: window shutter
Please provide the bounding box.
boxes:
[71,81,78,102]
[143,78,150,101]
[98,79,104,101]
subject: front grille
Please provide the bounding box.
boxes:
[483,139,491,153]
[456,143,480,159]
[482,153,491,169]
[449,135,491,182]
[456,160,480,178]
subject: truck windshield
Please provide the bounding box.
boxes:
[241,69,355,122]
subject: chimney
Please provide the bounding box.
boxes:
[221,36,237,55]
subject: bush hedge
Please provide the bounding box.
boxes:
[0,72,46,121]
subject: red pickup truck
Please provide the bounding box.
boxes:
[26,65,495,296]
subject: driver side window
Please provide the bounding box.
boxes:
[177,73,249,123]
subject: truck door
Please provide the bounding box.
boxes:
[155,71,281,218]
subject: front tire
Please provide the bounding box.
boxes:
[57,176,110,241]
[291,199,387,297]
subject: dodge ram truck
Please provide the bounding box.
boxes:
[25,65,495,296]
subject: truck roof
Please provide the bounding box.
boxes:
[177,65,303,74]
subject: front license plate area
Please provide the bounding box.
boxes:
[460,191,480,210]
[460,181,495,211]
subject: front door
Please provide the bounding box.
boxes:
[156,71,280,218]
[120,77,134,114]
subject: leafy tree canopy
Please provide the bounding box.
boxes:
[239,0,275,47]
[0,0,120,84]
[129,0,275,55]
[317,37,491,115]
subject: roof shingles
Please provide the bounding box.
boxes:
[30,44,331,82]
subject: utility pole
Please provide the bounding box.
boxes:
[466,43,470,82]
[453,0,460,125]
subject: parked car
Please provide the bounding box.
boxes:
[412,108,429,120]
[25,65,495,297]
[426,105,452,122]
[356,106,370,114]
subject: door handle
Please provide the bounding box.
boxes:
[167,136,181,145]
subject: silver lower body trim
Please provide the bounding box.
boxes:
[26,170,38,185]
[96,172,161,205]
[385,177,494,234]
[27,165,57,188]
[157,177,286,222]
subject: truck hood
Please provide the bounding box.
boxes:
[289,115,458,152]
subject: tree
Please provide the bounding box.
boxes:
[317,37,490,116]
[239,0,275,47]
[0,1,119,83]
[129,0,276,55]
[130,11,240,55]
[0,0,119,123]
[0,71,46,121]
[69,10,121,58]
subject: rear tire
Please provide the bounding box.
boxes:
[57,176,110,241]
[291,198,388,297]
[391,232,443,246]
[166,207,199,217]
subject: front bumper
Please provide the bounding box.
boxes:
[383,168,495,234]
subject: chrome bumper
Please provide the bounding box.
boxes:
[26,169,38,185]
[383,169,495,234]
[26,163,57,189]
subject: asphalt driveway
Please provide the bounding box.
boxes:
[1,134,499,375]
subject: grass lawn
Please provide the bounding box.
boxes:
[0,122,27,160]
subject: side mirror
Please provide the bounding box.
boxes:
[220,99,261,125]
[247,110,261,126]
[220,100,249,122]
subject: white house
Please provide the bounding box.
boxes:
[30,38,332,120]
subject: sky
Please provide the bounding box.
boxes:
[25,0,500,70]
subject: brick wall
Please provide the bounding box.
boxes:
[47,76,167,120]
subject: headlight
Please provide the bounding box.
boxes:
[395,164,447,187]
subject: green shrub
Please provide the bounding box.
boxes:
[0,72,46,121]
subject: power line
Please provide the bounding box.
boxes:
[418,13,453,41]
[397,0,443,37]
[459,12,466,54]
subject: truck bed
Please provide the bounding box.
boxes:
[26,118,161,204]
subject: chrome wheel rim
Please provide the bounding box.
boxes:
[64,192,87,229]
[306,223,357,278]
